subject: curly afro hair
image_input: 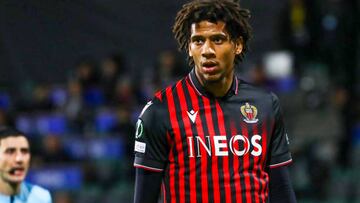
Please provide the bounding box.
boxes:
[173,0,252,67]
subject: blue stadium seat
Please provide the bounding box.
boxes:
[95,110,117,133]
[50,87,67,107]
[88,137,125,160]
[63,138,87,160]
[83,88,105,107]
[15,114,34,135]
[0,92,10,110]
[36,113,68,135]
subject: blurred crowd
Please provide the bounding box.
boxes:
[0,50,188,203]
[0,0,359,202]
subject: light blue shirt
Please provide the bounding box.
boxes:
[0,182,52,203]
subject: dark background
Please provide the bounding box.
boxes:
[0,0,289,84]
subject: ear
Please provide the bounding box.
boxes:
[234,37,243,55]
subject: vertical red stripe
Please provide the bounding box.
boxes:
[186,80,209,203]
[230,121,242,203]
[261,120,272,201]
[166,132,172,150]
[215,102,232,203]
[169,147,175,203]
[162,182,167,203]
[240,122,252,203]
[166,87,185,203]
[203,98,221,203]
[176,83,197,203]
[258,121,268,202]
[252,124,260,203]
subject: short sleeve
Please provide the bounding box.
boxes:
[133,99,169,172]
[268,93,292,168]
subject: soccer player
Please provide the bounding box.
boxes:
[0,127,52,203]
[133,0,297,202]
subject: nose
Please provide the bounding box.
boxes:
[15,153,25,163]
[201,40,215,58]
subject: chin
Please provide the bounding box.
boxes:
[203,74,223,83]
[7,177,25,184]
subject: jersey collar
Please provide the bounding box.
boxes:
[188,68,239,98]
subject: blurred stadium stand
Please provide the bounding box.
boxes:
[0,0,359,202]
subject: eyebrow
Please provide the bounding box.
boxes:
[210,34,228,39]
[191,33,228,40]
[4,147,29,150]
[190,35,204,41]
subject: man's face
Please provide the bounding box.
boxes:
[0,136,30,185]
[188,20,242,84]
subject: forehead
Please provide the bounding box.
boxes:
[190,21,228,36]
[0,136,29,149]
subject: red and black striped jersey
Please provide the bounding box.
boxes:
[134,69,292,203]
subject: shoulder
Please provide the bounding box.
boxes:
[238,79,277,101]
[139,78,185,119]
[31,185,51,198]
[24,183,52,203]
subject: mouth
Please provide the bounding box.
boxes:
[9,167,25,176]
[201,61,218,73]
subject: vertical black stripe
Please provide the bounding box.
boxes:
[240,123,248,203]
[179,79,200,202]
[232,104,247,203]
[174,141,180,203]
[210,98,225,203]
[173,82,190,203]
[265,119,274,201]
[222,104,237,203]
[166,176,170,202]
[182,80,204,203]
[161,90,171,203]
[166,87,181,203]
[199,96,214,202]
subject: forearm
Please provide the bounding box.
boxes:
[134,168,163,203]
[269,165,297,203]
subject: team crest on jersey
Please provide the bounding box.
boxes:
[240,102,259,124]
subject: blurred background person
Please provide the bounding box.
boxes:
[0,127,52,202]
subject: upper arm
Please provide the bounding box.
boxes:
[133,99,170,172]
[268,93,292,168]
[269,166,297,203]
[134,168,163,203]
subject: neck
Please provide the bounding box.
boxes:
[0,180,21,196]
[196,71,234,97]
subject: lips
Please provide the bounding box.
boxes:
[202,61,218,73]
[202,61,218,67]
[9,167,25,176]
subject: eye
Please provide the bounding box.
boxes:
[193,39,204,45]
[5,148,15,154]
[191,37,204,45]
[21,148,29,155]
[213,37,224,44]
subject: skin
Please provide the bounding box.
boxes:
[188,20,243,97]
[0,136,30,195]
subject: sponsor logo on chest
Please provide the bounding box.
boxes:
[187,134,262,158]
